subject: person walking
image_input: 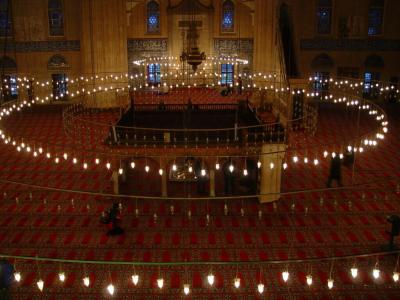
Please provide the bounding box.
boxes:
[327,155,342,188]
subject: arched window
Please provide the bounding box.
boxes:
[368,0,384,36]
[316,0,332,34]
[0,0,12,37]
[147,1,160,34]
[48,54,69,69]
[221,0,234,32]
[48,0,64,36]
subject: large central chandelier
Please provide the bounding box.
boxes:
[179,2,206,71]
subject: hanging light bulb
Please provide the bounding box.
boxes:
[37,279,44,291]
[157,278,164,289]
[83,162,88,169]
[293,156,298,163]
[72,157,77,164]
[229,164,234,173]
[215,162,220,170]
[331,152,336,158]
[257,161,262,168]
[304,157,308,164]
[172,163,177,171]
[257,283,264,294]
[130,161,135,169]
[327,278,334,289]
[145,165,150,172]
[106,162,111,169]
[83,276,90,287]
[39,147,43,154]
[323,150,328,158]
[201,168,206,176]
[393,271,399,282]
[283,162,288,169]
[95,158,100,164]
[107,283,115,295]
[33,151,37,157]
[351,267,358,278]
[282,271,289,282]
[46,152,51,158]
[159,168,163,175]
[188,166,193,173]
[58,272,65,282]
[372,267,380,279]
[118,168,123,175]
[270,162,274,169]
[54,157,59,164]
[132,274,139,285]
[234,277,241,288]
[183,283,190,295]
[306,275,313,286]
[207,273,215,286]
[14,272,21,282]
[313,159,319,165]
[63,153,68,160]
[243,169,248,176]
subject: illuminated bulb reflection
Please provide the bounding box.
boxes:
[37,279,44,291]
[83,276,90,287]
[58,272,65,282]
[14,272,21,282]
[234,277,241,288]
[282,271,289,282]
[132,274,139,285]
[393,271,399,282]
[327,278,334,289]
[373,268,380,279]
[257,283,264,294]
[183,283,190,295]
[351,267,358,278]
[157,278,164,289]
[107,283,115,295]
[145,165,150,173]
[130,162,135,169]
[207,273,215,286]
[229,164,234,173]
[306,275,313,286]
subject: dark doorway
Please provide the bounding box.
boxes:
[279,3,298,78]
[52,73,68,100]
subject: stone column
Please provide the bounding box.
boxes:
[259,143,286,203]
[161,160,168,197]
[80,0,128,107]
[112,171,119,195]
[209,170,215,197]
[253,0,279,73]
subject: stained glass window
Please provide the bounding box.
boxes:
[221,64,234,85]
[147,1,160,33]
[48,0,64,36]
[221,0,234,32]
[316,0,332,34]
[368,0,384,36]
[147,64,161,85]
[0,0,12,37]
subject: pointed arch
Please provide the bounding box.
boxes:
[47,54,69,70]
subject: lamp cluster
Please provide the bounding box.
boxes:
[10,257,400,296]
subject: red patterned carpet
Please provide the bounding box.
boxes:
[0,102,400,299]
